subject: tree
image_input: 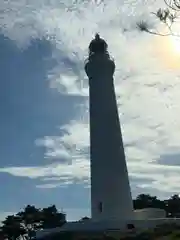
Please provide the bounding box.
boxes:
[1,215,27,240]
[134,194,157,209]
[17,205,41,239]
[133,194,165,210]
[17,205,41,228]
[137,0,180,37]
[41,205,66,229]
[166,194,180,217]
[1,204,66,240]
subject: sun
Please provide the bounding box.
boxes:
[153,33,180,70]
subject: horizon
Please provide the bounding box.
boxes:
[1,0,180,221]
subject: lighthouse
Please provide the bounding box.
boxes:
[34,35,166,239]
[85,34,134,222]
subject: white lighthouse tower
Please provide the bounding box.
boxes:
[34,35,168,239]
[85,34,134,223]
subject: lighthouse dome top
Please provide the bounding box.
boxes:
[85,34,115,77]
[88,34,108,56]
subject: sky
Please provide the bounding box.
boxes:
[1,0,180,221]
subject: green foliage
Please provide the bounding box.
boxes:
[1,215,27,240]
[169,230,180,239]
[133,193,180,218]
[2,193,180,240]
[41,205,66,229]
[0,204,66,240]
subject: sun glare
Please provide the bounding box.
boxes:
[153,33,180,70]
[169,36,180,55]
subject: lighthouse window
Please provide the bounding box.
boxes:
[98,202,103,213]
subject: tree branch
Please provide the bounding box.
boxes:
[137,3,180,38]
[164,0,179,11]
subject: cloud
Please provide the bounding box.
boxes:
[35,137,71,162]
[0,119,90,184]
[1,0,180,198]
[36,183,64,189]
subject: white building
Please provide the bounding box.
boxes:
[35,35,172,239]
[85,33,134,223]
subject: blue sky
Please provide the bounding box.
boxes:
[1,0,180,221]
[0,33,90,220]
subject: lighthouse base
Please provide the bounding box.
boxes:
[35,220,135,240]
[35,218,180,240]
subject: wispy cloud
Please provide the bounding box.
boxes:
[1,0,180,198]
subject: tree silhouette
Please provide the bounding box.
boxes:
[166,194,180,217]
[133,194,165,210]
[1,205,66,240]
[3,195,180,240]
[41,205,66,229]
[17,205,41,239]
[137,0,180,37]
[1,215,27,240]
